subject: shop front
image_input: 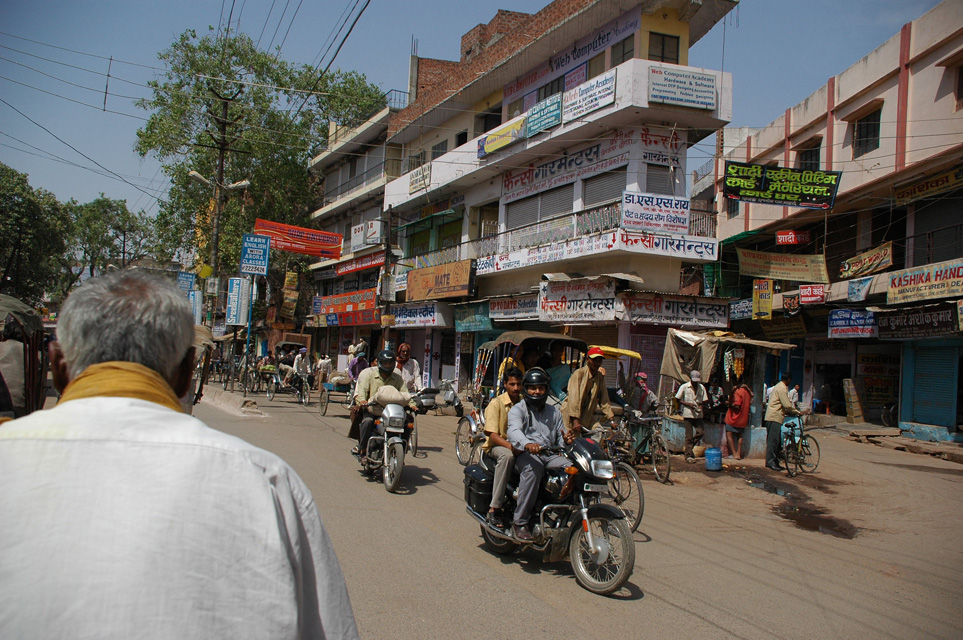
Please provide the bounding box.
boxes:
[385,300,454,389]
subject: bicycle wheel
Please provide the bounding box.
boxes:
[299,383,310,406]
[266,377,276,400]
[340,383,354,408]
[455,417,473,465]
[318,388,329,416]
[782,436,799,477]
[651,433,671,484]
[467,440,484,466]
[799,435,820,472]
[600,462,644,532]
[881,403,898,428]
[409,415,419,457]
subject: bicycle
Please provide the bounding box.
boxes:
[587,424,644,532]
[456,391,488,465]
[266,371,311,406]
[616,410,671,484]
[781,415,820,477]
[881,400,899,428]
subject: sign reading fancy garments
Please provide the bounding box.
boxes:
[539,280,618,323]
[406,259,475,301]
[737,248,830,283]
[621,293,728,328]
[887,258,963,304]
[723,162,842,210]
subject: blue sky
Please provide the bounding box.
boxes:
[0,0,942,213]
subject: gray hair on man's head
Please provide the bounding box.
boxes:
[58,269,194,379]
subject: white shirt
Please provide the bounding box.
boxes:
[0,396,358,639]
[396,358,422,392]
[294,353,310,375]
[675,381,707,419]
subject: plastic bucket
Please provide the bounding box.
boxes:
[705,447,722,471]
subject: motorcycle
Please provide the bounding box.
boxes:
[352,386,428,493]
[418,377,464,417]
[463,437,636,595]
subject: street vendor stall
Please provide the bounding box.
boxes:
[658,329,795,458]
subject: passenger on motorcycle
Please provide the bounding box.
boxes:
[506,367,576,541]
[352,350,414,462]
[482,367,524,529]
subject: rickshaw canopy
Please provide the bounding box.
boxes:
[589,345,641,361]
[0,294,42,335]
[477,330,587,354]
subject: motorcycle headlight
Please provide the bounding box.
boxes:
[591,459,614,480]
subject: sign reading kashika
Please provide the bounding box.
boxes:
[406,259,476,301]
[723,162,842,210]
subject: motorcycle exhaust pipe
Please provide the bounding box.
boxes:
[465,507,551,550]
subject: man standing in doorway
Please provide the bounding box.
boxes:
[676,369,708,463]
[765,371,800,471]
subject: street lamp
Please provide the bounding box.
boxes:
[188,170,250,279]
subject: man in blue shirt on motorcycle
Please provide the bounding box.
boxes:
[507,367,576,542]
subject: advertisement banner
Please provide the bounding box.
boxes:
[760,315,807,340]
[525,94,562,137]
[737,248,830,283]
[350,224,366,252]
[187,290,203,325]
[335,251,384,276]
[776,230,811,245]
[828,309,877,338]
[752,279,773,320]
[800,284,826,305]
[848,277,873,302]
[453,302,492,332]
[390,302,452,328]
[253,219,341,259]
[895,163,963,203]
[408,163,431,194]
[489,295,539,321]
[620,293,728,328]
[729,298,753,321]
[315,288,377,315]
[876,302,959,339]
[887,258,963,304]
[562,69,616,123]
[621,191,690,234]
[407,259,475,301]
[280,271,298,319]
[478,117,527,158]
[538,280,619,323]
[724,161,842,210]
[240,233,270,275]
[225,277,251,326]
[783,293,800,315]
[839,241,893,279]
[648,66,717,110]
[337,308,380,327]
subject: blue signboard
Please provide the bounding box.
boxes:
[240,233,270,276]
[177,271,196,295]
[454,301,492,332]
[729,298,753,321]
[326,313,339,326]
[312,295,324,315]
[226,277,250,326]
[828,309,877,338]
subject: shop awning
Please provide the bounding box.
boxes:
[720,229,763,246]
[394,208,460,234]
[660,328,795,383]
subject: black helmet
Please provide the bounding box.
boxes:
[522,367,551,410]
[377,349,396,375]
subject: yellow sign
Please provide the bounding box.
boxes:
[407,259,475,301]
[752,279,773,320]
[887,258,963,304]
[380,314,395,327]
[839,242,893,279]
[478,118,526,158]
[895,164,963,203]
[737,248,830,284]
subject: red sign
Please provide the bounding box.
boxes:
[776,230,811,245]
[315,288,377,315]
[337,309,380,326]
[254,218,342,259]
[800,284,825,304]
[335,251,385,276]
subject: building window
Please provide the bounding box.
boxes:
[587,52,605,79]
[611,36,634,66]
[537,76,564,101]
[649,33,680,64]
[455,130,468,147]
[956,67,963,109]
[475,105,502,136]
[431,139,448,160]
[727,197,740,219]
[853,108,881,158]
[798,144,820,171]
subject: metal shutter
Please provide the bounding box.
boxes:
[506,195,539,229]
[646,163,673,195]
[912,346,959,428]
[570,325,619,346]
[583,167,627,207]
[539,184,575,219]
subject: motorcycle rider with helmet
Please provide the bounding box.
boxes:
[352,349,411,463]
[506,367,576,542]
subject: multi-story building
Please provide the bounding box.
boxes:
[310,0,737,386]
[695,0,963,438]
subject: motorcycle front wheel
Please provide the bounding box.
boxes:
[569,514,635,595]
[480,525,518,555]
[383,442,405,493]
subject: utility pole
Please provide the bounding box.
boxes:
[207,85,243,279]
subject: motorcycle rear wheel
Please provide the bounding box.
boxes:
[383,442,405,493]
[569,515,635,595]
[480,525,518,555]
[455,417,473,465]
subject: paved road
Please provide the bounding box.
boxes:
[196,392,963,640]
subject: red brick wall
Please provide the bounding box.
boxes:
[389,0,599,138]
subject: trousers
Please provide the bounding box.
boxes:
[513,452,569,526]
[683,418,704,457]
[764,420,783,466]
[487,446,514,510]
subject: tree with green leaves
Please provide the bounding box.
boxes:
[0,162,70,307]
[135,28,385,289]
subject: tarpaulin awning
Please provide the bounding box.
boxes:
[0,294,42,334]
[660,328,795,383]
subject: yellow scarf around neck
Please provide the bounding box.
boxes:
[59,361,184,413]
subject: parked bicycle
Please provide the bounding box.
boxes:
[781,415,820,477]
[585,424,644,532]
[881,399,899,428]
[615,409,671,484]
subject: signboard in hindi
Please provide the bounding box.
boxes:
[839,241,893,279]
[525,93,563,137]
[639,126,684,168]
[562,69,616,123]
[876,302,960,339]
[177,271,195,294]
[538,280,619,323]
[737,248,830,283]
[620,293,728,328]
[454,302,492,332]
[723,161,842,210]
[752,279,773,320]
[253,219,341,259]
[760,314,807,341]
[621,191,690,234]
[315,288,378,315]
[776,230,811,245]
[478,117,527,158]
[390,302,452,328]
[729,298,753,321]
[800,284,826,305]
[828,309,877,338]
[895,164,963,203]
[648,66,717,110]
[406,259,475,301]
[887,258,963,304]
[848,276,873,302]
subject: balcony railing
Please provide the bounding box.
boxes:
[327,89,409,149]
[323,160,401,206]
